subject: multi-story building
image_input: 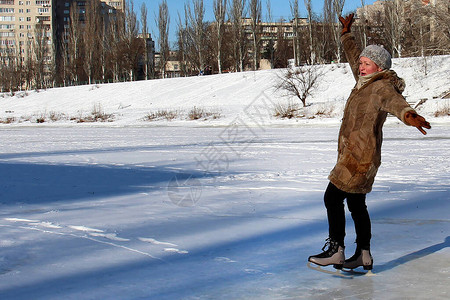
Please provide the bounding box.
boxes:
[0,0,55,66]
[1,0,155,87]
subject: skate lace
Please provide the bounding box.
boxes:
[321,238,332,251]
[321,238,340,255]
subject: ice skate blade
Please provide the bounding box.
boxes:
[307,262,351,278]
[342,268,376,277]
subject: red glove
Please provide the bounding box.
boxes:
[339,14,355,36]
[404,111,431,135]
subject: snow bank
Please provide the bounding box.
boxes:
[0,55,449,127]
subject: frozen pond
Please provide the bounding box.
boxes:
[0,125,449,299]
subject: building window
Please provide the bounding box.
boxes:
[0,24,15,29]
[0,16,15,21]
[0,8,15,13]
[0,32,15,37]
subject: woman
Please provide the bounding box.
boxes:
[308,14,431,270]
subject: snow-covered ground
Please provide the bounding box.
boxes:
[0,56,449,299]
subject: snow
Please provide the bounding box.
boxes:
[0,55,449,127]
[0,56,449,299]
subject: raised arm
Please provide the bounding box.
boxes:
[339,14,360,81]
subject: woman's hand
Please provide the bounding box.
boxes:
[339,13,355,36]
[404,111,431,135]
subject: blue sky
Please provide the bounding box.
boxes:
[133,0,376,45]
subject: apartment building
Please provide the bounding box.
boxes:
[0,0,126,74]
[0,0,55,65]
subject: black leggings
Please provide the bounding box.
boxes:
[324,182,371,249]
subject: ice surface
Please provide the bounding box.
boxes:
[0,126,448,299]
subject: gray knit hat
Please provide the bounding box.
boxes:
[360,45,392,70]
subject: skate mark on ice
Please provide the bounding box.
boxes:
[4,217,40,223]
[5,217,62,229]
[69,225,104,233]
[214,257,237,263]
[39,222,63,229]
[139,238,188,254]
[89,232,130,242]
[2,218,163,261]
[163,248,189,254]
[138,237,178,247]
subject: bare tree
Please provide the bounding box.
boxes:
[290,0,300,66]
[67,3,83,83]
[0,45,24,93]
[230,0,247,72]
[384,0,406,58]
[106,14,124,82]
[264,0,276,68]
[213,0,227,74]
[141,2,153,80]
[32,21,51,89]
[273,18,293,68]
[122,0,142,81]
[275,65,324,107]
[158,0,170,78]
[83,0,102,84]
[249,0,262,70]
[185,0,205,72]
[304,0,316,64]
[176,12,189,76]
[425,0,450,55]
[332,0,345,62]
[358,0,368,49]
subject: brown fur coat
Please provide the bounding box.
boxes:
[328,33,415,194]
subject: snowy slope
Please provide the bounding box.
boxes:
[0,55,449,127]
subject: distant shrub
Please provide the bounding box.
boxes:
[188,106,221,120]
[145,110,179,121]
[0,117,16,124]
[273,101,301,119]
[76,104,114,123]
[434,103,450,117]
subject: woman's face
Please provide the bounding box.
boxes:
[359,56,383,76]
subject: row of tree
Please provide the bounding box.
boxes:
[173,0,449,75]
[1,0,449,93]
